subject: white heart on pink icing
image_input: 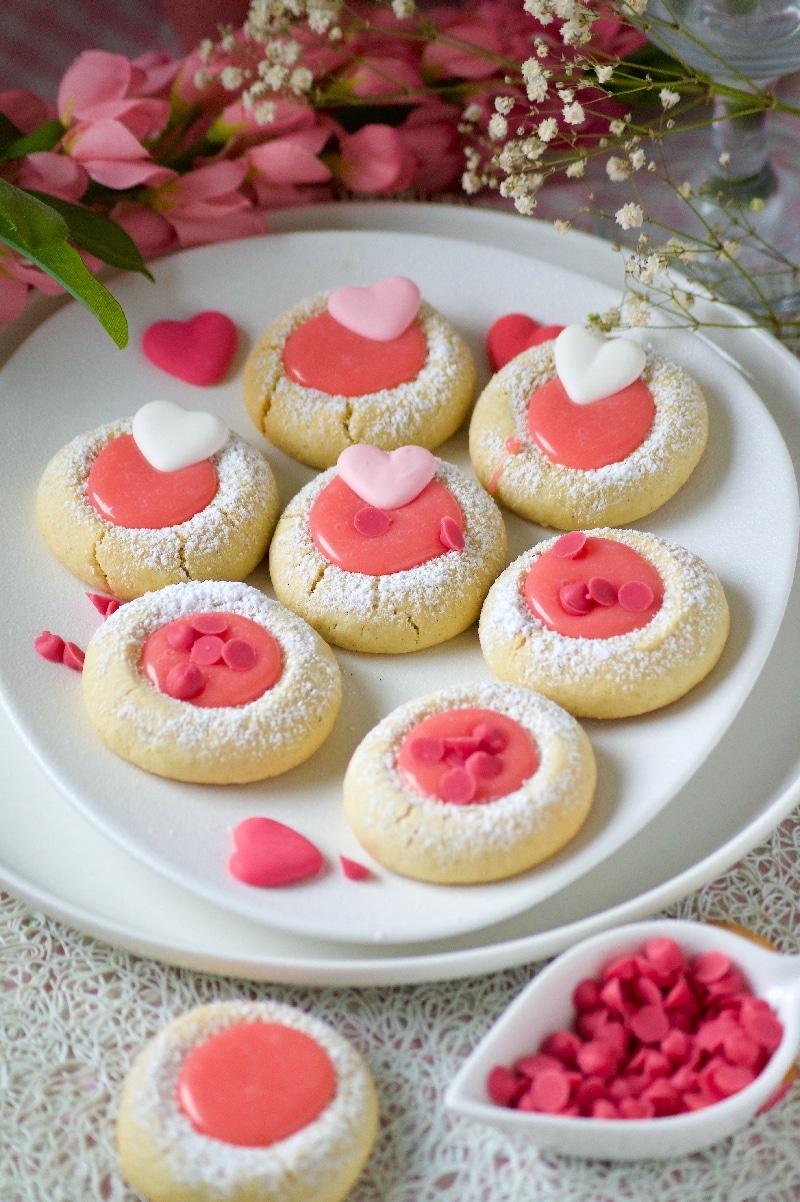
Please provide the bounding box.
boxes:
[337,444,436,509]
[131,400,228,472]
[554,325,646,405]
[327,276,421,341]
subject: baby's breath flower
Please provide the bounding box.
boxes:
[194,69,212,89]
[253,100,277,124]
[616,202,644,230]
[660,88,680,109]
[198,38,214,64]
[462,170,482,195]
[626,296,651,325]
[566,158,586,178]
[554,219,571,234]
[221,32,238,51]
[489,113,509,140]
[462,103,483,123]
[562,101,585,125]
[557,87,575,103]
[629,148,646,171]
[720,239,741,260]
[595,63,614,84]
[609,119,627,136]
[606,156,630,181]
[719,151,731,167]
[522,58,550,102]
[392,0,416,16]
[514,194,538,214]
[538,117,559,142]
[677,181,692,198]
[220,66,244,90]
[289,65,313,92]
[495,96,515,116]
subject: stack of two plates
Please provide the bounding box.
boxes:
[1,204,799,986]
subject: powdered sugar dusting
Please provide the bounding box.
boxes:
[124,999,375,1195]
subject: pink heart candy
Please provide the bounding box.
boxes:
[337,443,436,509]
[229,816,324,888]
[142,311,238,385]
[328,276,421,341]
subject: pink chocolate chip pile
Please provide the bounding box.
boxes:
[409,721,508,805]
[487,937,784,1120]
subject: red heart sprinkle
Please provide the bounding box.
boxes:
[34,631,65,662]
[340,855,372,881]
[142,311,238,386]
[229,816,324,887]
[486,314,565,372]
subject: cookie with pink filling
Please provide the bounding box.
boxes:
[343,681,595,884]
[479,529,729,719]
[82,580,341,783]
[116,999,378,1202]
[36,402,279,600]
[243,277,475,469]
[268,444,507,654]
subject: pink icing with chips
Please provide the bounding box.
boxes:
[524,535,663,640]
[309,475,464,575]
[86,434,217,529]
[397,708,539,805]
[486,937,784,1120]
[527,375,655,470]
[141,612,282,707]
[283,311,427,397]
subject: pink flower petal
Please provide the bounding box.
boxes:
[58,51,133,123]
[110,202,178,258]
[0,89,56,132]
[248,137,331,185]
[167,209,266,249]
[0,274,30,325]
[14,152,89,203]
[337,124,413,194]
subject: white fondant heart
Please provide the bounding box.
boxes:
[328,276,421,341]
[131,401,228,472]
[337,444,436,509]
[554,325,646,405]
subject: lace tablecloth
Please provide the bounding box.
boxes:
[2,814,800,1202]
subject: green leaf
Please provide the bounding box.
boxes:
[26,191,155,279]
[0,112,22,153]
[0,120,64,161]
[0,179,128,347]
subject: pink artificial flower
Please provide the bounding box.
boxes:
[208,98,317,149]
[0,89,57,133]
[63,118,177,189]
[590,16,648,61]
[398,103,463,195]
[173,33,255,113]
[58,51,171,141]
[0,247,64,325]
[246,126,333,208]
[333,124,417,194]
[130,51,181,97]
[13,152,89,202]
[343,57,425,100]
[143,159,265,247]
[108,201,178,259]
[422,14,504,80]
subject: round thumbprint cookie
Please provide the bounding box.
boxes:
[243,277,475,469]
[116,999,378,1202]
[469,327,708,530]
[343,681,596,884]
[478,529,730,719]
[81,580,341,783]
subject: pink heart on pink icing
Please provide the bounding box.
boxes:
[142,311,238,385]
[338,444,436,509]
[229,817,324,888]
[327,276,421,341]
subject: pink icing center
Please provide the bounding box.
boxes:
[309,476,463,575]
[524,536,663,640]
[142,612,282,707]
[527,374,655,470]
[283,310,427,397]
[397,708,539,805]
[86,433,218,529]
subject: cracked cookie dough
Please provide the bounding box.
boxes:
[117,999,379,1202]
[268,447,507,654]
[82,580,341,783]
[243,284,475,470]
[479,529,730,718]
[36,413,279,600]
[469,333,708,530]
[342,681,596,884]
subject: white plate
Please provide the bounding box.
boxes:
[1,205,799,977]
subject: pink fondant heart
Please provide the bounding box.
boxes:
[228,817,324,888]
[486,314,565,372]
[337,443,436,509]
[328,276,421,341]
[142,311,238,385]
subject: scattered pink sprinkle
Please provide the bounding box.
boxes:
[559,581,592,615]
[439,515,465,551]
[34,631,65,663]
[354,506,392,537]
[505,437,522,454]
[165,662,205,700]
[191,613,229,636]
[86,592,121,617]
[190,634,225,666]
[340,855,372,881]
[552,531,587,559]
[222,638,257,671]
[62,642,85,672]
[618,580,654,612]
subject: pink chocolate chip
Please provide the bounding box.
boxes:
[167,621,198,652]
[629,1006,670,1044]
[526,1069,572,1114]
[559,581,592,616]
[466,750,503,779]
[222,638,257,671]
[409,736,445,764]
[354,506,392,537]
[62,642,85,672]
[473,722,507,754]
[439,515,465,551]
[587,576,617,606]
[165,662,204,700]
[552,531,587,559]
[34,631,65,662]
[339,855,372,881]
[191,613,229,636]
[439,767,476,804]
[86,592,121,617]
[190,634,225,665]
[617,580,654,612]
[692,950,732,984]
